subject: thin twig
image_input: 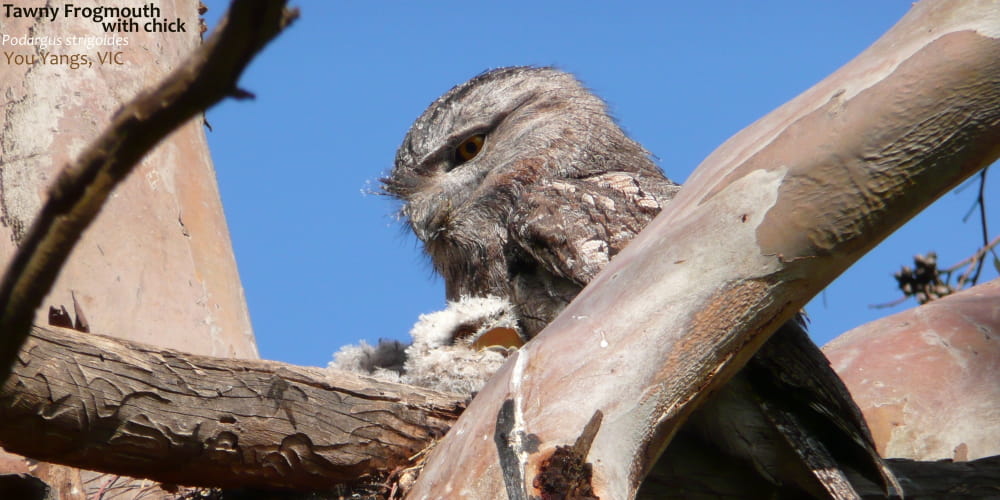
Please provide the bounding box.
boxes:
[942,235,1000,273]
[0,0,299,384]
[970,168,991,285]
[869,295,910,310]
[876,235,999,308]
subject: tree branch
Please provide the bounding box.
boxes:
[826,278,1000,462]
[0,0,298,384]
[2,323,1000,496]
[0,325,464,491]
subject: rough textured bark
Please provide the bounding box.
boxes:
[407,1,1000,497]
[825,278,1000,462]
[0,325,464,491]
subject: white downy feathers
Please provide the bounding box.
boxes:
[329,296,520,394]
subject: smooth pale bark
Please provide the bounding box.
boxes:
[408,2,1000,498]
[825,278,1000,462]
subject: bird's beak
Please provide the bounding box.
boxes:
[408,196,451,243]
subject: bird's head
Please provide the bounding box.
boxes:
[382,66,648,244]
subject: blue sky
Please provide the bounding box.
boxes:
[201,1,998,367]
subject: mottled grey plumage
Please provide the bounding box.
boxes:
[384,66,898,498]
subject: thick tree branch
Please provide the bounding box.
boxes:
[409,2,1000,497]
[2,323,1000,495]
[826,278,1000,462]
[0,0,298,384]
[0,325,464,490]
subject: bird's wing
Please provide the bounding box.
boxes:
[504,171,672,336]
[509,171,673,286]
[748,318,903,497]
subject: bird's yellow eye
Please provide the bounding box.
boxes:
[455,134,485,164]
